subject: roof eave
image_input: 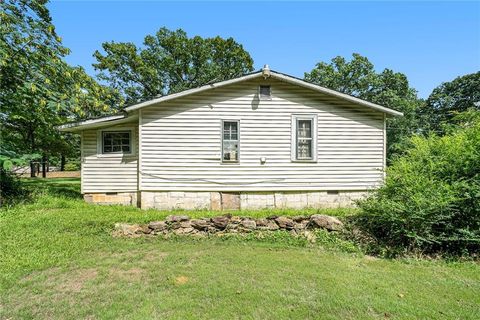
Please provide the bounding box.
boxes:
[57,114,128,132]
[269,72,404,117]
[124,72,263,112]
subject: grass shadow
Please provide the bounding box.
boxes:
[22,178,82,200]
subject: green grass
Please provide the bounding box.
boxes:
[1,178,479,319]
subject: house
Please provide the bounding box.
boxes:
[58,66,402,210]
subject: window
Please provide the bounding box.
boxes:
[102,131,131,154]
[259,85,271,100]
[222,120,239,162]
[292,115,317,161]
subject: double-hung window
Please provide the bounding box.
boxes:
[292,115,317,161]
[222,120,239,162]
[102,131,132,154]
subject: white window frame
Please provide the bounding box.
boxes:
[96,126,135,157]
[291,114,317,162]
[221,119,240,164]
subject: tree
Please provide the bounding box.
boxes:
[93,27,254,103]
[419,72,480,134]
[304,53,423,159]
[0,0,121,164]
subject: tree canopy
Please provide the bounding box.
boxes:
[93,27,254,103]
[304,53,423,158]
[419,71,480,134]
[0,0,121,158]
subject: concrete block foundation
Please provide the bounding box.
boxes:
[84,192,137,206]
[84,191,368,210]
[137,190,368,210]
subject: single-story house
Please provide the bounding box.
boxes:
[59,66,402,210]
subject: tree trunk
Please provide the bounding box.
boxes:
[42,155,47,178]
[60,155,66,171]
[30,161,35,178]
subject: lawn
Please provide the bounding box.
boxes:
[1,178,479,319]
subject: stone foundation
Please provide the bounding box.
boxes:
[139,190,368,210]
[84,192,137,206]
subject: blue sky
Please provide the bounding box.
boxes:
[49,1,480,98]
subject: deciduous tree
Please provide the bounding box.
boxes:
[0,0,121,162]
[305,53,423,159]
[419,72,480,134]
[93,27,254,103]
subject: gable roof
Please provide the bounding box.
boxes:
[124,68,403,116]
[58,67,402,132]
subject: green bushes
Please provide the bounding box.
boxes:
[0,149,33,206]
[356,119,480,256]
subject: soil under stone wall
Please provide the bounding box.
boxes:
[113,214,344,238]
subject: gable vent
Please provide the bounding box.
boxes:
[259,85,271,100]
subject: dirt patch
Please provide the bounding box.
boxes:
[21,267,62,283]
[22,266,98,293]
[175,276,189,285]
[109,267,144,281]
[100,249,168,264]
[56,268,98,293]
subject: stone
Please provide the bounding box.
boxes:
[310,214,344,231]
[207,226,218,233]
[212,216,230,229]
[191,219,210,230]
[180,220,191,228]
[266,221,279,231]
[170,222,182,229]
[275,216,294,229]
[174,227,194,235]
[148,221,167,231]
[166,215,189,223]
[113,214,344,238]
[192,231,208,238]
[140,225,152,234]
[241,219,256,229]
[114,223,142,236]
[294,221,308,232]
[267,215,279,220]
[292,215,307,223]
[230,216,242,223]
[226,223,238,230]
[255,218,269,227]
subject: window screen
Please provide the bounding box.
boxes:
[102,131,131,154]
[222,121,239,162]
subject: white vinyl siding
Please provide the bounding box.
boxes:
[81,123,138,193]
[139,77,385,192]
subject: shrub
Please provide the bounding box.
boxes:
[64,161,80,171]
[356,117,480,256]
[0,149,36,206]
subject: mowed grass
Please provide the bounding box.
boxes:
[0,178,479,319]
